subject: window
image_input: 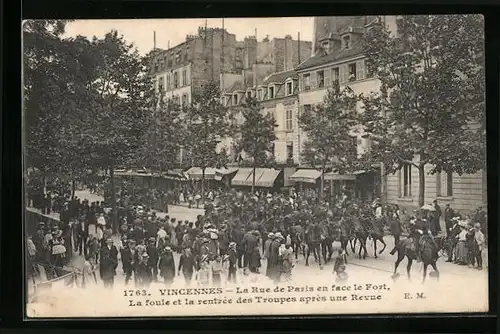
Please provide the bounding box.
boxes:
[182,94,189,107]
[303,74,311,91]
[400,164,412,197]
[286,143,294,161]
[158,77,164,92]
[246,91,252,100]
[233,94,239,105]
[332,67,340,86]
[182,69,187,87]
[322,41,329,50]
[167,56,172,67]
[174,72,179,88]
[175,53,180,64]
[258,89,264,100]
[437,172,453,197]
[348,63,357,82]
[317,70,325,88]
[268,86,275,99]
[286,81,293,95]
[286,110,293,130]
[303,104,312,114]
[356,61,365,80]
[342,35,351,50]
[167,74,171,91]
[183,51,188,62]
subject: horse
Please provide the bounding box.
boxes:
[350,216,369,259]
[390,234,441,283]
[304,223,323,267]
[339,218,355,259]
[320,222,334,264]
[367,217,387,258]
[290,225,304,260]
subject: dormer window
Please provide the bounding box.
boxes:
[258,88,264,100]
[321,41,329,50]
[342,35,351,50]
[233,94,239,105]
[348,63,357,82]
[268,86,275,99]
[286,81,293,96]
[220,96,225,105]
[246,91,252,100]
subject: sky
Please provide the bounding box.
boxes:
[63,17,314,55]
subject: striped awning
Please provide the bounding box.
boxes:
[289,169,322,184]
[214,167,239,181]
[186,167,218,180]
[255,169,281,188]
[231,168,280,188]
[231,168,254,186]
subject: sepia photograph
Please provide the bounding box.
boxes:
[23,15,488,318]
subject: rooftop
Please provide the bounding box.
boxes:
[295,39,365,71]
[263,70,298,85]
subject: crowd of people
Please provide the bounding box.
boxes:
[26,184,488,289]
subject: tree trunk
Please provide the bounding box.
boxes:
[251,164,256,194]
[71,179,76,199]
[418,164,425,207]
[109,165,118,234]
[320,167,325,199]
[201,167,206,203]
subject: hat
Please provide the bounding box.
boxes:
[267,193,272,198]
[268,232,275,238]
[128,239,136,244]
[142,252,149,258]
[275,232,284,240]
[148,237,156,242]
[164,246,172,251]
[474,223,481,229]
[229,242,236,248]
[210,232,218,240]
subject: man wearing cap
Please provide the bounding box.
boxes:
[120,239,136,285]
[74,217,88,257]
[227,242,238,283]
[444,204,455,237]
[99,238,118,288]
[178,246,196,285]
[147,237,159,282]
[136,252,153,288]
[159,246,176,286]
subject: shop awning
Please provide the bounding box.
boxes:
[161,170,188,181]
[214,167,239,181]
[231,168,254,186]
[186,167,218,180]
[324,172,356,181]
[114,170,154,177]
[255,169,281,188]
[289,169,322,184]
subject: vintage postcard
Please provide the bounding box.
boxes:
[23,15,488,318]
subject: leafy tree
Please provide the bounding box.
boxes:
[184,81,232,200]
[235,97,277,193]
[360,15,485,206]
[299,84,359,197]
[138,93,185,174]
[82,30,154,230]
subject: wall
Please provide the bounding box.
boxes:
[220,73,242,90]
[253,63,275,86]
[386,166,487,214]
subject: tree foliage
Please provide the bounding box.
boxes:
[299,84,359,173]
[360,15,485,205]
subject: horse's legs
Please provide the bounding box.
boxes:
[373,236,378,258]
[378,236,387,254]
[327,240,333,262]
[394,252,404,275]
[351,237,357,253]
[321,241,328,264]
[406,258,413,281]
[317,244,323,268]
[422,263,428,284]
[431,262,440,282]
[305,245,310,266]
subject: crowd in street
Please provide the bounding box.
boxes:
[26,184,488,289]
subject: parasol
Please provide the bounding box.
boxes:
[420,204,435,211]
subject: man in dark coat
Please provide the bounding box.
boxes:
[389,214,402,246]
[99,238,118,288]
[231,225,245,268]
[121,239,137,285]
[432,200,442,234]
[74,217,88,256]
[267,233,283,283]
[146,237,159,282]
[444,204,455,237]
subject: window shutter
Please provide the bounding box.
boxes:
[356,60,365,80]
[299,76,304,91]
[310,72,317,89]
[324,69,331,86]
[340,65,348,84]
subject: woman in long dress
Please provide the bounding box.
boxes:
[455,224,468,265]
[158,246,176,286]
